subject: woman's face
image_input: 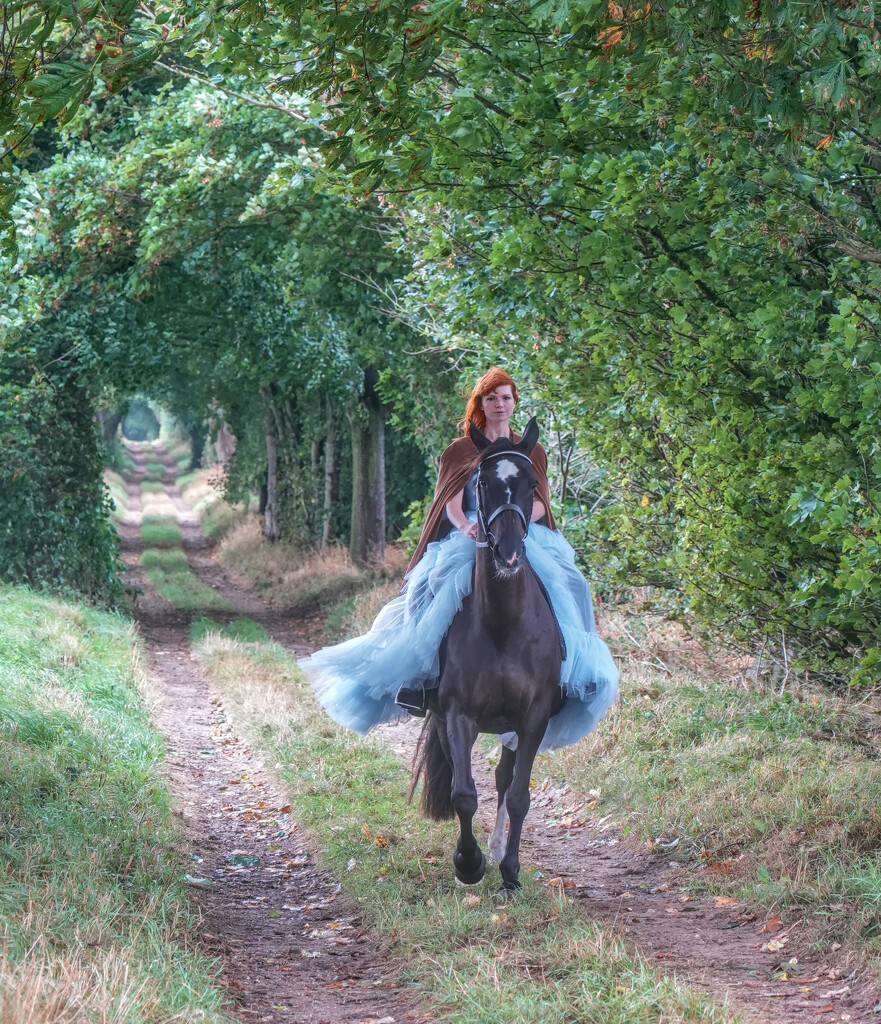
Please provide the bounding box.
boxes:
[480,385,516,432]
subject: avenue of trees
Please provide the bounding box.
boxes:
[2,1,880,686]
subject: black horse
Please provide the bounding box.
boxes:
[413,417,564,892]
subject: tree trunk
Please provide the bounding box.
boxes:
[321,397,338,550]
[189,420,206,470]
[348,367,386,567]
[261,387,280,544]
[96,407,123,445]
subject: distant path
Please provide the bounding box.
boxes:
[120,442,417,1024]
[121,441,879,1024]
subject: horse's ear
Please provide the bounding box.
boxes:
[518,416,539,455]
[469,419,492,451]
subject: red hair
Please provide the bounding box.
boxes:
[459,367,519,435]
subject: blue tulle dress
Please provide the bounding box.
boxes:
[299,498,620,752]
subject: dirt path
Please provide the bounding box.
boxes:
[122,443,880,1024]
[121,444,416,1024]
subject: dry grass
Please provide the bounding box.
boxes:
[0,585,232,1023]
[177,469,248,543]
[140,491,178,520]
[0,905,217,1024]
[218,518,407,610]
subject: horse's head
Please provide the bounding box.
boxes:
[469,417,540,574]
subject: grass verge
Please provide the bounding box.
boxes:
[140,548,234,613]
[268,543,881,957]
[0,584,232,1023]
[192,631,735,1024]
[217,518,407,610]
[141,514,183,547]
[178,470,249,544]
[103,468,129,521]
[544,645,881,951]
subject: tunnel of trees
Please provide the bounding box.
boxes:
[1,1,879,687]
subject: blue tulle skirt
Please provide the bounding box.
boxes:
[299,521,619,752]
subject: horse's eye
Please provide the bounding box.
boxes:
[478,477,487,488]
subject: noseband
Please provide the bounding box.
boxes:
[475,450,534,550]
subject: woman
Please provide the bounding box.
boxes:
[299,367,619,752]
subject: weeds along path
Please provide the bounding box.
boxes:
[120,442,416,1024]
[121,442,879,1024]
[379,725,879,1024]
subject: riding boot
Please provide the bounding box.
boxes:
[395,685,430,718]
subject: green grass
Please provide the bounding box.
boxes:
[201,501,246,543]
[0,584,233,1022]
[141,460,168,481]
[140,514,182,547]
[103,468,129,520]
[190,616,269,644]
[193,632,735,1024]
[140,547,235,613]
[323,594,358,639]
[163,439,193,471]
[538,656,881,951]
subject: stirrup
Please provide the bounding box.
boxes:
[395,686,429,718]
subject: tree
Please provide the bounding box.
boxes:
[202,0,880,680]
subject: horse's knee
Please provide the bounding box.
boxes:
[505,788,530,821]
[451,783,478,819]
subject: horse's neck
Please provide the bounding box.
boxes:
[473,549,530,631]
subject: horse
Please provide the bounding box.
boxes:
[412,417,564,892]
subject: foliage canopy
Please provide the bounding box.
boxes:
[2,2,880,681]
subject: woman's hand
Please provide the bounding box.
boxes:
[445,491,479,540]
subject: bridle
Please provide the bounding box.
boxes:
[475,449,534,551]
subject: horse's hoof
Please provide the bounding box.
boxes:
[494,879,522,901]
[454,850,486,886]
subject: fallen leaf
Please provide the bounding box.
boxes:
[228,853,260,867]
[759,915,784,934]
[814,1006,834,1014]
[463,893,480,907]
[714,896,740,907]
[762,937,790,952]
[184,874,210,887]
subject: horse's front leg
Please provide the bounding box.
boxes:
[498,723,545,892]
[445,710,485,885]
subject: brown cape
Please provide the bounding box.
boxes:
[405,432,557,575]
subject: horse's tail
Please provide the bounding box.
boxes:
[409,715,454,821]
